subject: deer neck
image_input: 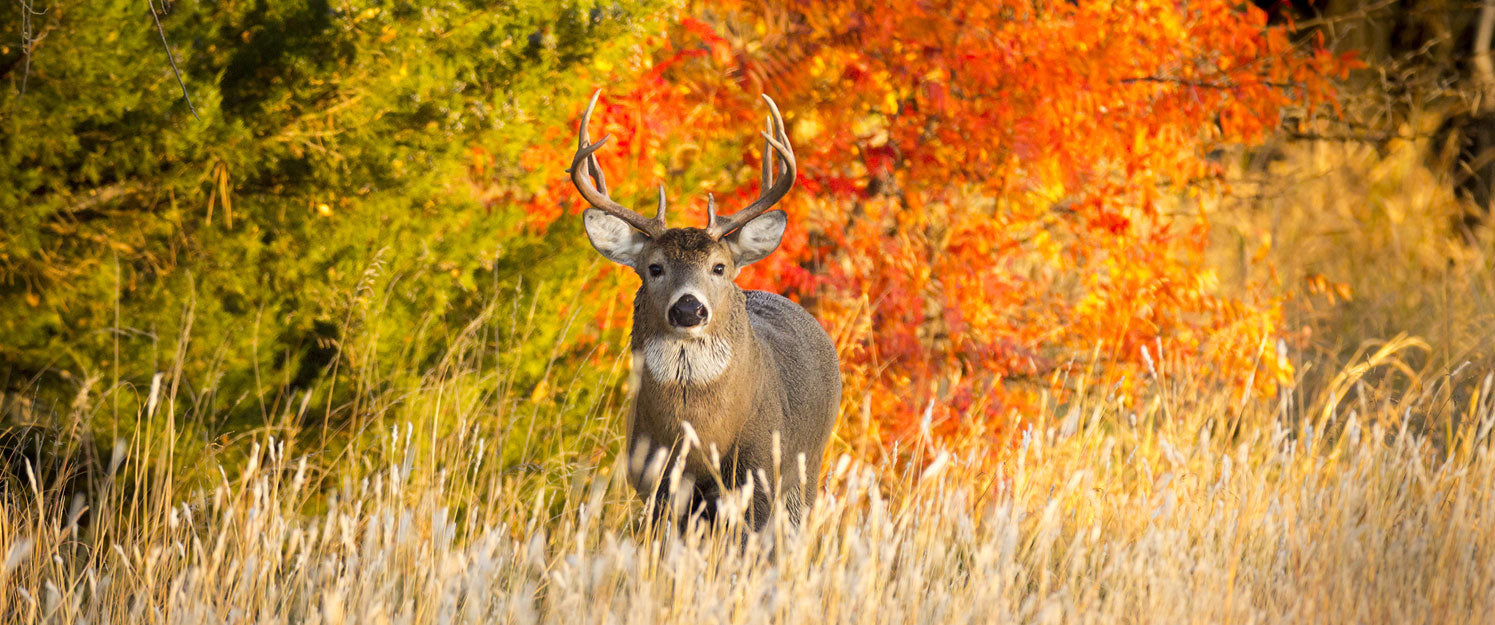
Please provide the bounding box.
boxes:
[638,310,756,389]
[633,315,759,454]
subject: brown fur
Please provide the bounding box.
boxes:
[616,227,842,529]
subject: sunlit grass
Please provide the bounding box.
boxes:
[1209,113,1495,373]
[6,110,1495,624]
[2,326,1493,623]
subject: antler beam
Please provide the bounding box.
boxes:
[707,94,796,238]
[567,90,667,238]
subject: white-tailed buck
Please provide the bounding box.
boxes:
[568,91,841,529]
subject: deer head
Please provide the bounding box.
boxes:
[569,90,796,341]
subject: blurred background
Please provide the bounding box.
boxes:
[1,0,1492,484]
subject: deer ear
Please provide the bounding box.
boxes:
[725,210,787,267]
[584,208,651,266]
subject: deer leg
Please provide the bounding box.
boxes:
[687,483,721,527]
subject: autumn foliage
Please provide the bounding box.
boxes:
[506,1,1353,454]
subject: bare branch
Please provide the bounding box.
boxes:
[1474,0,1495,106]
[1119,76,1301,91]
[15,0,47,97]
[146,0,200,121]
[60,182,143,215]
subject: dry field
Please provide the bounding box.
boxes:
[4,132,1495,624]
[4,339,1495,624]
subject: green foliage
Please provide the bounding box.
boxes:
[0,0,667,439]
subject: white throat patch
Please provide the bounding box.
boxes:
[642,335,733,386]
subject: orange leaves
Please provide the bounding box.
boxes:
[493,0,1350,460]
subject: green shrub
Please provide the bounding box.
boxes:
[0,0,664,441]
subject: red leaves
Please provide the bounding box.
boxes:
[494,0,1348,461]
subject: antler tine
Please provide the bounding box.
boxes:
[708,94,796,238]
[567,89,666,237]
[578,92,609,195]
[761,112,774,192]
[655,185,668,229]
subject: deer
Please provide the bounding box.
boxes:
[567,90,841,531]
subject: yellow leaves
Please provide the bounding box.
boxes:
[456,270,477,292]
[1154,5,1184,40]
[355,7,381,22]
[809,53,828,78]
[791,113,823,143]
[378,25,397,44]
[1132,126,1149,157]
[1271,348,1297,388]
[204,162,234,229]
[882,91,899,115]
[668,142,702,173]
[851,113,888,146]
[1251,232,1273,263]
[529,378,550,403]
[1196,268,1220,292]
[1305,273,1353,303]
[1075,291,1106,319]
[1031,160,1069,198]
[316,203,333,217]
[1032,230,1061,262]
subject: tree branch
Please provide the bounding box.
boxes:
[1119,76,1300,90]
[146,0,200,121]
[1474,0,1495,107]
[15,0,46,96]
[1288,0,1402,30]
[60,183,142,215]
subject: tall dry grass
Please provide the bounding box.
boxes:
[2,327,1493,623]
[6,110,1495,624]
[1210,112,1495,374]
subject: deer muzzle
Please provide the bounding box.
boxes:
[668,294,709,328]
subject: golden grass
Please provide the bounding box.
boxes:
[6,114,1495,624]
[2,337,1493,623]
[1209,113,1495,372]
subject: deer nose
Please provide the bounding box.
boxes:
[668,294,709,328]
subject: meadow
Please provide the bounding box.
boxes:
[3,129,1495,623]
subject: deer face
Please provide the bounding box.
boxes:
[584,216,788,336]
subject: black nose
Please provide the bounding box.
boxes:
[668,294,709,327]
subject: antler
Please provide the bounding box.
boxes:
[707,94,796,238]
[567,89,667,237]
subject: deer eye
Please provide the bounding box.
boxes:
[647,264,663,277]
[713,263,726,275]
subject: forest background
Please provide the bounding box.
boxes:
[1,0,1493,507]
